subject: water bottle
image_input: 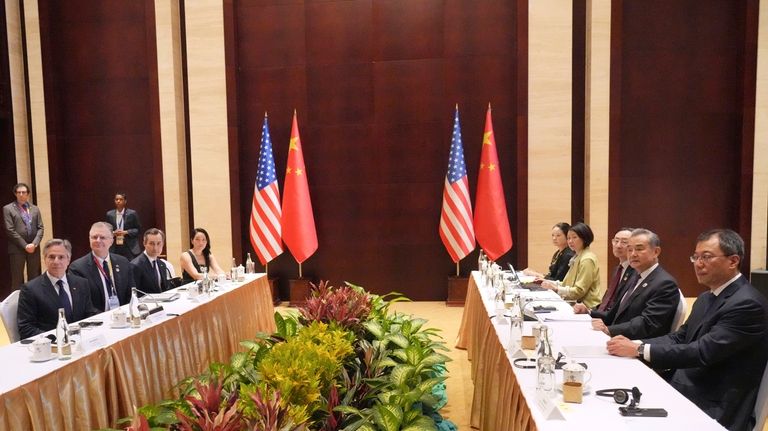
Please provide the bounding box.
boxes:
[56,308,71,360]
[129,287,141,328]
[245,253,255,274]
[230,258,237,281]
[201,266,211,294]
[536,325,555,395]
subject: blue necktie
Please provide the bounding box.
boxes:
[57,280,73,321]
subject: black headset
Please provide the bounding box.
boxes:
[596,387,642,406]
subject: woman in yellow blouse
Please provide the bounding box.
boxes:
[540,222,601,308]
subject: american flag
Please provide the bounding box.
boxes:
[250,115,283,265]
[439,107,475,262]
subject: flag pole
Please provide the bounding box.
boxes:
[299,262,303,279]
[265,262,268,275]
[456,262,460,277]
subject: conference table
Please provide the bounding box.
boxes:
[0,274,276,431]
[457,271,726,431]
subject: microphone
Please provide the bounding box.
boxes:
[133,287,165,318]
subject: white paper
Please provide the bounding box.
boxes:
[562,345,611,358]
[538,312,592,322]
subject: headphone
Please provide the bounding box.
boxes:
[596,387,642,406]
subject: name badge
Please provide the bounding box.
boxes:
[107,295,120,311]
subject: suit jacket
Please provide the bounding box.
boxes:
[600,265,679,339]
[131,253,169,294]
[544,247,575,281]
[3,201,44,254]
[592,265,637,316]
[17,272,98,339]
[644,275,768,431]
[106,208,141,258]
[69,252,135,311]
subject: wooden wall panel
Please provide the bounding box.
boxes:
[609,0,758,296]
[231,0,525,300]
[0,3,16,296]
[38,0,161,258]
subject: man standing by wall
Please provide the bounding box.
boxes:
[3,183,44,290]
[106,192,141,260]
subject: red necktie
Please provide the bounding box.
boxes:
[598,265,623,311]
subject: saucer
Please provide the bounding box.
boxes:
[110,322,130,329]
[30,354,55,363]
[558,384,592,395]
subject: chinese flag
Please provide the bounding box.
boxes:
[281,111,318,263]
[473,104,512,261]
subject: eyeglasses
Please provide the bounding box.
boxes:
[689,254,729,264]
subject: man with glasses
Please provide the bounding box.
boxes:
[69,222,135,312]
[574,227,636,315]
[17,239,97,338]
[607,229,768,431]
[3,183,44,290]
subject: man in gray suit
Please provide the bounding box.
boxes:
[3,183,44,290]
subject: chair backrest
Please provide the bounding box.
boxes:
[754,363,768,431]
[671,290,687,332]
[0,290,21,343]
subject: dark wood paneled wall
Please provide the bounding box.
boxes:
[609,0,758,296]
[0,4,17,297]
[229,0,527,299]
[37,0,162,258]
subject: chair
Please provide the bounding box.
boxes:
[754,363,768,431]
[671,290,687,332]
[0,290,21,343]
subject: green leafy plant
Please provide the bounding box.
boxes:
[116,283,455,431]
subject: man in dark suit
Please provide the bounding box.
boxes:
[69,222,135,312]
[3,183,44,290]
[592,228,680,339]
[573,227,636,316]
[17,239,98,339]
[106,192,141,260]
[608,229,768,431]
[131,228,170,294]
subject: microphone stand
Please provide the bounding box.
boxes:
[133,288,165,319]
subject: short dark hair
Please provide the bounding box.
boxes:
[617,227,635,234]
[115,192,127,200]
[553,222,571,235]
[569,222,594,247]
[13,183,30,194]
[143,228,166,242]
[631,228,660,248]
[43,238,72,258]
[697,229,744,266]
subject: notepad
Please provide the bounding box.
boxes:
[140,292,180,303]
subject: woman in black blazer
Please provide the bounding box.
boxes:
[523,222,575,281]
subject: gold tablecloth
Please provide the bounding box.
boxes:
[0,275,276,431]
[456,274,537,431]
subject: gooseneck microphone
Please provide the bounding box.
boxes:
[132,287,165,318]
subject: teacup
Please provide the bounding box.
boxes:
[111,309,128,326]
[562,360,592,385]
[217,273,227,284]
[29,337,52,361]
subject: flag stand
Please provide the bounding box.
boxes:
[289,260,311,307]
[447,258,469,307]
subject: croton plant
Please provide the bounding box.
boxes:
[104,281,456,431]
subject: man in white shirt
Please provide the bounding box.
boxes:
[607,229,768,431]
[131,228,171,294]
[69,222,135,311]
[17,239,97,339]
